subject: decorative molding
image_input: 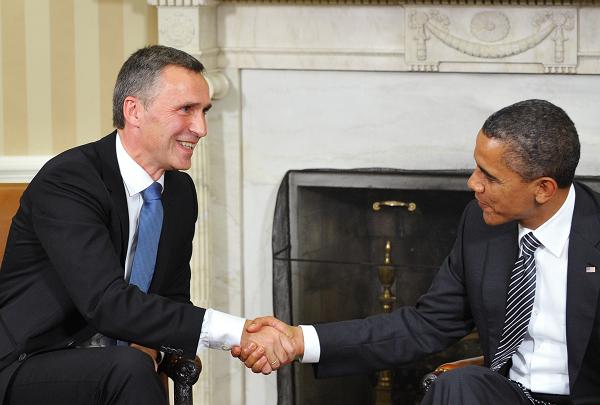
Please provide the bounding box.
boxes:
[204,70,230,100]
[470,11,511,42]
[149,0,217,6]
[0,156,52,183]
[406,7,578,73]
[150,0,600,5]
[187,142,212,405]
[158,9,197,49]
[217,0,596,4]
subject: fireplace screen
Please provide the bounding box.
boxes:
[272,169,483,405]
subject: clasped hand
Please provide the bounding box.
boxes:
[232,317,304,375]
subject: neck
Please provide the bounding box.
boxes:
[118,129,164,181]
[520,186,570,230]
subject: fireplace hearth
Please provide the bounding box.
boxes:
[272,169,481,405]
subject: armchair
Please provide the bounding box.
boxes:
[159,354,202,405]
[421,355,484,393]
[0,184,202,405]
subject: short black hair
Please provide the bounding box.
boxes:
[481,99,580,188]
[112,45,204,129]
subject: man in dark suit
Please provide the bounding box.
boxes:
[236,99,596,404]
[0,45,291,405]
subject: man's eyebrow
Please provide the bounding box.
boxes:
[478,164,499,181]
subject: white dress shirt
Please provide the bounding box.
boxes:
[116,133,245,354]
[510,185,575,394]
[301,185,576,395]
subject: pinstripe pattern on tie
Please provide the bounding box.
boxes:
[491,232,542,372]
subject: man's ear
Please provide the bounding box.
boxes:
[123,96,142,127]
[534,177,558,204]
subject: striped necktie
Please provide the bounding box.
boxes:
[491,231,542,371]
[129,182,163,293]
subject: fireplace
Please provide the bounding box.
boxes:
[272,169,482,405]
[147,2,600,403]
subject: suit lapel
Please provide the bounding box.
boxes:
[482,222,519,360]
[566,185,600,391]
[94,132,129,265]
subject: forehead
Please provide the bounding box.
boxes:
[474,131,507,162]
[474,131,517,175]
[153,65,209,102]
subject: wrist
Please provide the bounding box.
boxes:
[293,326,305,360]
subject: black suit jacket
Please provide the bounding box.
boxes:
[314,182,600,404]
[0,133,205,401]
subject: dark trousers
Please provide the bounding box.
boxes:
[5,346,166,405]
[421,365,569,405]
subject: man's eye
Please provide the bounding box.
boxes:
[181,106,191,113]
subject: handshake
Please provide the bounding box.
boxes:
[232,317,304,374]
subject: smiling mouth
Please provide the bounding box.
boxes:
[178,141,196,150]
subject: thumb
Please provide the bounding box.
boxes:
[246,316,282,333]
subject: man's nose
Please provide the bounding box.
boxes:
[190,113,207,138]
[467,172,483,193]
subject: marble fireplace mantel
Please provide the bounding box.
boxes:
[147,1,600,404]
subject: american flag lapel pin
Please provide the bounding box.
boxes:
[586,265,596,273]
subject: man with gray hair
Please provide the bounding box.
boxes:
[238,99,597,404]
[0,45,290,405]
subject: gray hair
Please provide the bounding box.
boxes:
[112,45,204,129]
[481,99,580,188]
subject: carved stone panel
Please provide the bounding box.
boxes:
[405,7,578,73]
[158,7,199,50]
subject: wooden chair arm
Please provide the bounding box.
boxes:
[422,355,484,393]
[433,355,484,374]
[159,354,202,405]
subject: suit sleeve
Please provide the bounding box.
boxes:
[29,158,205,358]
[313,202,477,378]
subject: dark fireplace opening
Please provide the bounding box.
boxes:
[272,169,480,405]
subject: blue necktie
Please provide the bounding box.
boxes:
[129,182,163,293]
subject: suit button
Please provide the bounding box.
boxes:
[18,353,27,361]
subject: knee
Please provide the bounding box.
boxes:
[100,348,165,404]
[109,347,156,381]
[435,365,487,386]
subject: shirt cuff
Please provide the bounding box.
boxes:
[298,325,320,363]
[197,308,246,353]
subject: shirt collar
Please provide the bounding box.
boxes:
[518,184,575,258]
[115,131,164,197]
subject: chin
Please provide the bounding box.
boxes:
[482,212,508,226]
[172,160,192,171]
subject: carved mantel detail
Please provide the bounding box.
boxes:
[150,0,600,4]
[406,7,578,73]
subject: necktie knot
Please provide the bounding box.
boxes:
[520,232,541,257]
[142,182,162,202]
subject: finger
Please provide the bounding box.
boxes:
[230,346,242,358]
[245,317,275,333]
[240,342,258,362]
[271,341,288,367]
[278,334,296,363]
[268,357,281,371]
[247,316,289,334]
[261,361,274,375]
[244,345,265,369]
[252,356,269,374]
